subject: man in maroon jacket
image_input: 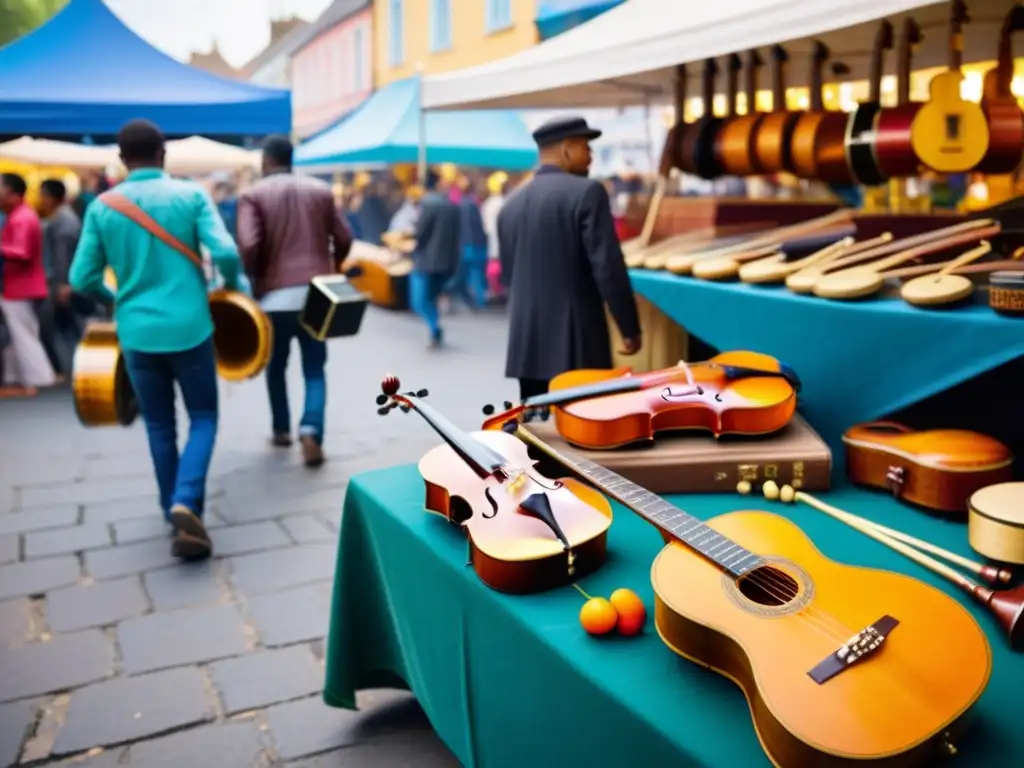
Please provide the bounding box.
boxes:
[0,173,56,396]
[236,137,353,467]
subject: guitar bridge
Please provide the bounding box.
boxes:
[808,615,899,684]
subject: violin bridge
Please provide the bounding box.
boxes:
[505,471,528,494]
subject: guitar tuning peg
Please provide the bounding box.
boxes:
[399,404,412,413]
[482,404,495,416]
[376,406,390,416]
[540,408,551,422]
[375,394,388,406]
[501,420,518,434]
[503,401,513,410]
[416,389,429,398]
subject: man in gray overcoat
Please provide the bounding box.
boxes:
[498,116,642,401]
[412,169,461,348]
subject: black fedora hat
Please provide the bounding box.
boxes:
[531,116,602,147]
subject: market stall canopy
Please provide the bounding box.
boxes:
[164,137,261,175]
[295,76,538,171]
[0,137,117,169]
[423,0,1015,110]
[0,0,291,141]
[535,0,625,40]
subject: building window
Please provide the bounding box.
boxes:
[389,0,404,66]
[485,0,512,33]
[353,27,365,90]
[430,0,452,53]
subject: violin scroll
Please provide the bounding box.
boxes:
[376,376,429,416]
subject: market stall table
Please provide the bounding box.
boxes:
[324,464,1023,767]
[628,272,1024,450]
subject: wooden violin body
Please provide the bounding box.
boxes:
[419,430,612,593]
[653,510,990,767]
[72,321,138,428]
[547,351,798,450]
[843,421,1014,516]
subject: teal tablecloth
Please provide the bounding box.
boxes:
[629,271,1024,450]
[324,464,1022,767]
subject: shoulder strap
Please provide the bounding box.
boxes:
[99,191,203,271]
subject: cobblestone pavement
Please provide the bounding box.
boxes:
[0,305,514,767]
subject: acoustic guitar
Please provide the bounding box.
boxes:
[753,45,801,174]
[679,59,725,179]
[910,0,990,173]
[717,50,766,176]
[975,3,1024,175]
[846,20,896,186]
[815,20,893,185]
[508,422,991,767]
[874,18,925,179]
[789,41,831,179]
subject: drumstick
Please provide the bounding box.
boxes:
[759,482,1012,585]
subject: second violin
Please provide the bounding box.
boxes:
[484,351,800,451]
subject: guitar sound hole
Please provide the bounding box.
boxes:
[738,566,799,606]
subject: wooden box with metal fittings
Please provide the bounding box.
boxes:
[989,270,1024,316]
[842,421,1014,516]
[299,275,369,341]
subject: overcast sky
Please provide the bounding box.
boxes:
[104,0,334,68]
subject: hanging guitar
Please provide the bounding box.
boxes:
[873,17,925,179]
[910,0,990,173]
[376,376,612,594]
[752,44,802,174]
[679,58,725,179]
[717,50,766,176]
[975,2,1024,174]
[504,420,991,767]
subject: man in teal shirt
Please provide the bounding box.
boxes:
[70,120,241,561]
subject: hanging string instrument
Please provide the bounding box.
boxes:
[679,58,725,180]
[376,376,612,594]
[507,422,991,766]
[482,351,800,450]
[975,3,1024,175]
[815,20,894,185]
[812,224,1000,300]
[873,18,925,179]
[788,41,831,179]
[784,218,996,294]
[717,49,767,176]
[845,20,896,186]
[899,241,996,307]
[910,0,990,173]
[752,44,802,174]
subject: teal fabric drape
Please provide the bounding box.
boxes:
[324,464,1023,767]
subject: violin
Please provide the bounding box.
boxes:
[377,376,612,594]
[483,351,800,451]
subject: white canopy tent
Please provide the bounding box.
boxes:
[422,0,1016,110]
[163,136,260,175]
[0,136,115,169]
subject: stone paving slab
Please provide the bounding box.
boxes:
[117,603,250,675]
[52,667,215,756]
[0,306,510,766]
[0,629,113,703]
[209,644,324,715]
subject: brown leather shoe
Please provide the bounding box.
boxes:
[169,505,212,561]
[300,436,324,468]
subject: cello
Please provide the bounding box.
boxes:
[376,377,612,594]
[482,351,800,450]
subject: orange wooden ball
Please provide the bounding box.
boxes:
[610,588,647,636]
[579,597,618,636]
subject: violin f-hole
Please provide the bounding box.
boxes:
[482,487,499,519]
[660,386,701,402]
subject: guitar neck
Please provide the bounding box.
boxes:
[516,426,765,578]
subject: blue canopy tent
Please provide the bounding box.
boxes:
[535,0,625,40]
[295,76,537,171]
[0,0,291,143]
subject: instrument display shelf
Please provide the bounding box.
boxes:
[323,464,1024,768]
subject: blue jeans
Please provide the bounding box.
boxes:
[266,311,327,444]
[123,338,218,521]
[445,245,488,308]
[409,270,451,340]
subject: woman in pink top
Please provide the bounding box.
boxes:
[0,173,56,395]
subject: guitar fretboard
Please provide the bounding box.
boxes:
[560,450,766,578]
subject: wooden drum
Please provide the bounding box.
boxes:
[968,482,1024,564]
[72,321,139,428]
[208,290,273,382]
